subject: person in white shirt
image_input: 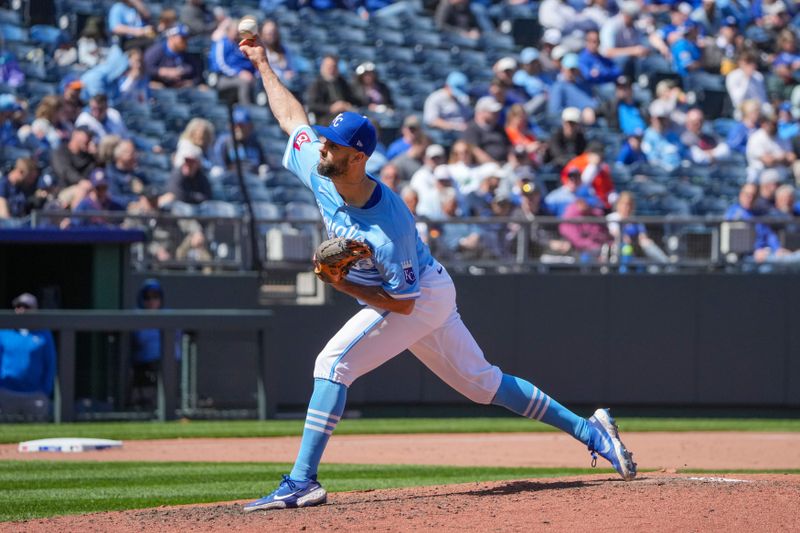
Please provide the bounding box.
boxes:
[75,94,129,141]
[725,51,767,116]
[746,115,794,182]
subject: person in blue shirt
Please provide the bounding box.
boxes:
[212,107,267,174]
[237,34,637,512]
[209,19,258,105]
[548,53,599,123]
[578,30,622,85]
[108,0,155,49]
[726,98,761,154]
[642,100,686,172]
[616,129,648,165]
[0,158,47,220]
[725,182,781,255]
[385,115,423,161]
[0,293,56,418]
[544,168,604,216]
[143,24,201,88]
[71,168,126,227]
[670,21,703,77]
[512,47,551,116]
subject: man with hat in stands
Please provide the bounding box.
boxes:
[212,107,267,174]
[548,53,598,124]
[144,23,202,88]
[424,71,473,133]
[71,168,126,227]
[462,96,510,163]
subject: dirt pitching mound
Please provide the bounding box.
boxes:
[8,473,800,532]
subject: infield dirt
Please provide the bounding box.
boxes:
[3,432,800,532]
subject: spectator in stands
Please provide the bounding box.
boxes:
[32,96,70,146]
[579,29,622,87]
[584,0,612,29]
[505,104,543,167]
[157,8,179,33]
[71,168,126,227]
[507,182,573,258]
[75,94,129,141]
[176,228,213,269]
[702,16,741,76]
[445,139,482,194]
[642,100,685,172]
[559,197,612,256]
[76,17,108,68]
[726,51,767,115]
[681,108,731,165]
[176,118,216,169]
[390,132,430,183]
[61,80,84,125]
[600,75,646,135]
[0,94,23,148]
[51,126,96,207]
[386,115,423,161]
[379,163,401,193]
[463,96,510,164]
[513,48,550,116]
[108,0,155,50]
[180,0,219,36]
[435,0,481,40]
[117,48,151,104]
[548,53,598,124]
[259,19,297,87]
[648,2,691,61]
[105,139,147,206]
[209,18,257,106]
[546,167,602,216]
[305,54,359,125]
[774,183,800,216]
[168,142,212,205]
[562,141,616,209]
[670,21,704,82]
[746,113,794,182]
[17,119,56,165]
[753,168,782,212]
[599,0,649,74]
[487,78,525,127]
[351,62,393,113]
[607,191,670,264]
[0,293,56,419]
[544,107,587,168]
[491,58,528,104]
[124,186,173,262]
[424,71,472,133]
[400,186,429,242]
[410,144,449,219]
[212,107,267,174]
[0,158,47,220]
[617,129,648,165]
[727,99,761,154]
[724,182,800,263]
[464,164,503,218]
[538,0,593,35]
[539,29,563,76]
[96,135,123,168]
[144,24,202,89]
[436,187,484,260]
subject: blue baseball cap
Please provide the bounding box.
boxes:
[316,112,377,157]
[722,16,738,27]
[233,107,251,124]
[520,47,540,64]
[89,168,108,188]
[446,71,468,99]
[561,53,580,70]
[165,23,188,38]
[0,93,20,112]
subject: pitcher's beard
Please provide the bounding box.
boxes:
[317,159,347,179]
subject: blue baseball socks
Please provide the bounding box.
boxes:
[491,374,602,450]
[289,378,347,482]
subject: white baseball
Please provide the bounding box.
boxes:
[238,17,258,40]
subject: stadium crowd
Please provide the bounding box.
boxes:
[1,0,800,266]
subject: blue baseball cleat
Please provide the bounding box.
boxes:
[587,408,637,481]
[243,475,327,512]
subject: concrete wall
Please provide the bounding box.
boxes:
[129,272,800,409]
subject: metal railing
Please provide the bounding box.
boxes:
[23,209,800,273]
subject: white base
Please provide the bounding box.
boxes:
[18,438,123,453]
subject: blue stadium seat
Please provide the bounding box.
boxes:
[200,200,242,217]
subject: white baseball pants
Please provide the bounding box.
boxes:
[313,263,503,404]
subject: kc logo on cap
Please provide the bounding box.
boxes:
[316,112,377,157]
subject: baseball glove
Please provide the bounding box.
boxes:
[313,237,372,283]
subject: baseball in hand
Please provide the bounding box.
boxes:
[238,16,258,41]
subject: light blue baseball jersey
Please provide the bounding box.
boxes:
[283,125,434,300]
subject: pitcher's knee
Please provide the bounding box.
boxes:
[452,366,503,404]
[313,352,357,387]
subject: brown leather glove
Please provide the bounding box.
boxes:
[313,237,372,284]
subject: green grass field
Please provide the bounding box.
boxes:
[1,417,799,444]
[0,462,604,522]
